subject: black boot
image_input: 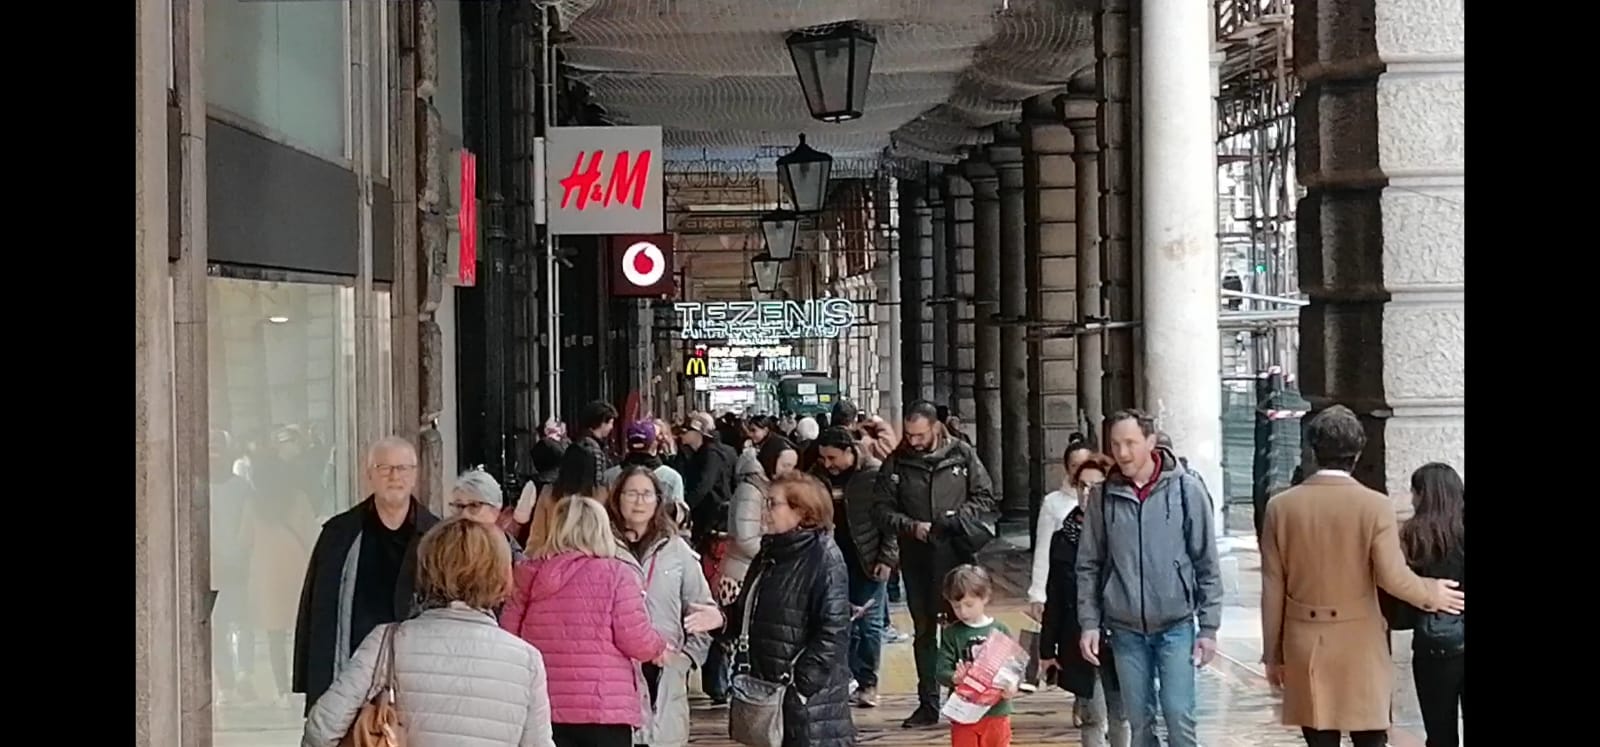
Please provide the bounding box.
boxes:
[901,703,940,728]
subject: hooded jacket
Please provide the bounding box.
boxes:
[632,535,716,747]
[499,551,666,726]
[812,442,898,576]
[720,448,768,586]
[1074,447,1222,638]
[871,435,997,548]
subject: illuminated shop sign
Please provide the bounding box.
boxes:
[760,356,810,373]
[674,299,856,341]
[708,345,794,358]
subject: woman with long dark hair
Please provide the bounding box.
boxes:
[1385,462,1465,747]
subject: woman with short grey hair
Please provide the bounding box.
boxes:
[451,468,526,562]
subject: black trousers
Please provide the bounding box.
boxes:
[551,723,632,747]
[899,541,967,709]
[1302,727,1386,747]
[1413,654,1465,747]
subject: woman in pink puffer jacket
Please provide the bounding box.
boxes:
[501,495,669,747]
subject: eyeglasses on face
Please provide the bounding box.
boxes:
[620,489,658,503]
[451,501,495,513]
[373,464,418,476]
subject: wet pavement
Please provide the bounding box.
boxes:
[686,527,1444,747]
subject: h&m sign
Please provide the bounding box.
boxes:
[545,126,664,235]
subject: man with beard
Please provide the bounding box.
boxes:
[872,400,997,728]
[292,436,440,715]
[813,426,898,708]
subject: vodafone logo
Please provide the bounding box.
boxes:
[621,240,666,287]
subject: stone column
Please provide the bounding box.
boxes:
[990,134,1030,519]
[1060,90,1105,439]
[1297,0,1465,500]
[943,171,977,420]
[929,180,952,407]
[135,0,179,744]
[1096,0,1137,428]
[1023,104,1080,516]
[916,187,937,402]
[1142,0,1223,501]
[964,159,1003,495]
[898,180,926,407]
[877,182,903,423]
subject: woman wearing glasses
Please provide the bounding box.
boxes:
[451,468,526,562]
[607,466,720,747]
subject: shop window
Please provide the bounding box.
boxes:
[207,277,355,736]
[205,0,348,163]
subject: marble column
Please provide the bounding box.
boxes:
[929,179,952,407]
[1142,0,1223,504]
[1297,0,1465,501]
[943,171,977,421]
[989,131,1031,519]
[963,159,1003,494]
[1022,104,1080,514]
[1060,90,1105,439]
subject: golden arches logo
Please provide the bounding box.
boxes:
[685,356,708,377]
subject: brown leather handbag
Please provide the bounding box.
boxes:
[339,624,407,747]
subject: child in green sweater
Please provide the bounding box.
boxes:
[936,564,1018,747]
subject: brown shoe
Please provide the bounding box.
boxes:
[853,686,880,708]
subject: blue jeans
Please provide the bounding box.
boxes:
[847,566,887,688]
[1108,621,1199,747]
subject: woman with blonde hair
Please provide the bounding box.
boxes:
[501,496,668,747]
[303,517,555,746]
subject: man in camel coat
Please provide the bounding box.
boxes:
[1260,406,1465,747]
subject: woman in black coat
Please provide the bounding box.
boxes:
[728,472,854,747]
[1038,455,1133,747]
[1382,463,1465,747]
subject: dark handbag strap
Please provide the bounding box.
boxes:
[733,565,806,685]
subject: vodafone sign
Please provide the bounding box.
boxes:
[609,234,676,298]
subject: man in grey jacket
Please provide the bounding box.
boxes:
[1076,409,1221,747]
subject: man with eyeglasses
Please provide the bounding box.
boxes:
[292,436,440,716]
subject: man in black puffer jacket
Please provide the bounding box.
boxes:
[871,400,998,728]
[812,426,898,708]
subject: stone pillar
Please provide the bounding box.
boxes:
[964,159,1004,495]
[1296,0,1465,499]
[877,182,903,423]
[990,132,1030,519]
[929,180,952,407]
[1096,0,1137,429]
[1023,104,1080,517]
[898,180,926,407]
[943,171,977,420]
[135,1,180,744]
[1060,91,1105,440]
[1142,0,1223,503]
[916,187,937,402]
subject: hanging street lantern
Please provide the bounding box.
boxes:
[786,22,877,123]
[751,253,783,294]
[776,135,834,214]
[760,210,800,260]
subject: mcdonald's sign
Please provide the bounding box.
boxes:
[684,345,709,377]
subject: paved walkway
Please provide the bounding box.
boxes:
[687,527,1447,747]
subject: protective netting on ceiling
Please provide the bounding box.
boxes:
[549,0,1096,173]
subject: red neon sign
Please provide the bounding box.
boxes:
[558,149,654,212]
[459,150,477,286]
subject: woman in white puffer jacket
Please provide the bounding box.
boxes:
[303,518,555,747]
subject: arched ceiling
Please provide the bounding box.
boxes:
[551,0,1097,173]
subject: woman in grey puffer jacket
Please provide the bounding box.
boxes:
[719,439,799,602]
[303,518,555,747]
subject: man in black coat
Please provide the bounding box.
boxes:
[872,400,998,728]
[291,436,440,715]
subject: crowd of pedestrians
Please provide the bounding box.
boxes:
[286,397,1463,747]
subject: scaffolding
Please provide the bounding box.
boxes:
[1215,0,1305,506]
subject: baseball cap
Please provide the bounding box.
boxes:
[627,420,658,449]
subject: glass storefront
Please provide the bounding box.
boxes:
[209,278,355,745]
[205,0,348,162]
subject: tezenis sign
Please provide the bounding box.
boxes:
[545,126,664,235]
[674,299,857,341]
